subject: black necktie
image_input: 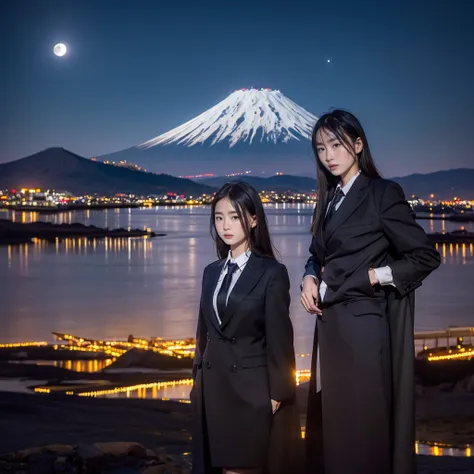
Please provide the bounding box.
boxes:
[325,187,344,224]
[217,262,239,325]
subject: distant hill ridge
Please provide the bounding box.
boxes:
[0,147,213,196]
[0,147,472,199]
[202,169,474,199]
[199,174,317,192]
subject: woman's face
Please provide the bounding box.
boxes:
[214,197,255,253]
[315,128,362,181]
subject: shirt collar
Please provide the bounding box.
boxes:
[336,170,361,195]
[225,249,251,271]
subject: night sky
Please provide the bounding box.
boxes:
[1,0,473,177]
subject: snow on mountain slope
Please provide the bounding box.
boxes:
[139,88,317,149]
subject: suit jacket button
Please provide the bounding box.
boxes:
[206,362,211,369]
[230,364,237,372]
[231,338,236,344]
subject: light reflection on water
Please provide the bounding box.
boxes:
[102,381,192,401]
[1,206,472,460]
[9,359,114,372]
[416,442,472,457]
[1,206,473,372]
[5,238,473,266]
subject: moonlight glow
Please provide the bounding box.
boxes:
[53,43,67,57]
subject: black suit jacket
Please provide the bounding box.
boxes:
[193,253,295,401]
[191,254,302,473]
[304,174,440,305]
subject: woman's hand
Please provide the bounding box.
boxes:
[271,399,281,414]
[368,268,379,286]
[301,276,323,315]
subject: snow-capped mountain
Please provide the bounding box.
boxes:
[140,89,316,149]
[99,89,318,176]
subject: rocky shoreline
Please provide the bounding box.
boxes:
[0,442,191,474]
[0,391,473,473]
[2,444,473,474]
[1,342,473,472]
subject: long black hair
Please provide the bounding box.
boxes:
[210,181,277,260]
[311,109,381,234]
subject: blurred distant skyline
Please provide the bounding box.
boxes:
[1,0,473,177]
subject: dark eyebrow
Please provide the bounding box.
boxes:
[316,137,339,145]
[215,210,238,215]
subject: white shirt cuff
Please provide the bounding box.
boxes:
[373,266,395,287]
[301,274,319,291]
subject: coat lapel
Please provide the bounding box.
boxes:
[220,253,266,331]
[312,191,333,264]
[202,259,225,335]
[324,174,372,242]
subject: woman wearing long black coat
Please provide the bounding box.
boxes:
[191,181,302,474]
[300,110,441,474]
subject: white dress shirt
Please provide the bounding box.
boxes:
[213,249,251,325]
[305,172,395,302]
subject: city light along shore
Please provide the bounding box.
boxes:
[1,327,473,394]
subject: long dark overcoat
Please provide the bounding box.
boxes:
[304,175,441,474]
[191,254,302,474]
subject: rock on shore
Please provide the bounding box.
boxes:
[2,442,472,474]
[0,442,191,474]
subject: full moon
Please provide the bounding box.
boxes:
[53,43,67,57]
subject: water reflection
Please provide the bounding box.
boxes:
[299,426,472,458]
[5,239,473,274]
[6,236,154,264]
[435,242,474,266]
[102,380,192,400]
[1,206,473,353]
[3,206,473,241]
[10,359,114,372]
[416,442,472,457]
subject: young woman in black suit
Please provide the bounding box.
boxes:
[301,110,440,474]
[191,181,301,474]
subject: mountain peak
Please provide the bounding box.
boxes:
[138,88,317,149]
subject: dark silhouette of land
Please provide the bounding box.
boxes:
[0,148,214,196]
[0,391,473,473]
[201,174,318,192]
[392,168,474,200]
[1,147,473,199]
[0,219,163,245]
[428,229,474,243]
[201,168,474,199]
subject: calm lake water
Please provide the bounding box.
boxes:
[1,205,473,370]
